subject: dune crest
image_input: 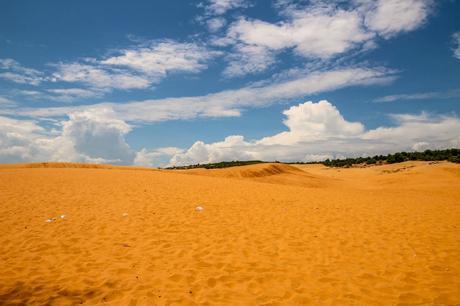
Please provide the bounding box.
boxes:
[185,163,304,177]
[0,162,158,171]
[183,163,331,188]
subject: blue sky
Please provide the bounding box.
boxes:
[0,0,459,166]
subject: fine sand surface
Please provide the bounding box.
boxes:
[0,161,459,305]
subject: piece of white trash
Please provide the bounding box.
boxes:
[60,215,66,219]
[195,206,204,212]
[45,218,56,223]
[122,213,129,217]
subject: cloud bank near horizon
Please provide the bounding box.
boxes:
[1,100,458,167]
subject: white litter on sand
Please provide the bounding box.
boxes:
[195,206,204,212]
[45,215,66,223]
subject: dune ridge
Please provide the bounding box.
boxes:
[0,162,158,171]
[182,163,332,188]
[183,163,307,178]
[0,161,459,305]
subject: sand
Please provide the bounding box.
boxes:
[0,161,459,305]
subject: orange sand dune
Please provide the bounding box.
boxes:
[182,163,331,188]
[0,161,459,305]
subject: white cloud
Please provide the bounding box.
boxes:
[168,100,460,166]
[303,153,335,162]
[0,40,220,95]
[0,115,48,163]
[0,107,182,166]
[3,88,101,104]
[8,87,105,104]
[257,101,364,145]
[46,88,104,102]
[221,8,372,57]
[0,108,135,164]
[412,141,430,152]
[52,63,151,90]
[18,90,42,97]
[216,0,433,77]
[134,147,183,167]
[17,67,395,122]
[207,17,227,32]
[363,113,460,149]
[362,0,432,38]
[203,0,250,15]
[2,100,459,166]
[453,32,460,59]
[216,6,372,76]
[47,40,220,91]
[102,40,220,78]
[374,89,460,102]
[0,58,44,85]
[59,108,135,164]
[222,44,276,77]
[169,135,257,166]
[0,97,16,107]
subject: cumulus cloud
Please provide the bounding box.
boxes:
[59,108,135,164]
[0,116,48,163]
[17,67,395,122]
[216,0,433,77]
[0,58,44,85]
[258,101,364,145]
[168,100,460,166]
[134,147,184,167]
[0,108,135,164]
[0,107,178,166]
[412,141,430,151]
[2,100,459,166]
[169,135,257,166]
[363,113,460,149]
[453,32,460,59]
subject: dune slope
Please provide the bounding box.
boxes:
[183,163,331,188]
[0,162,459,305]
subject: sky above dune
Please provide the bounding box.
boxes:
[0,0,459,166]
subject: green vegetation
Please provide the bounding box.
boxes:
[321,149,460,168]
[166,160,268,170]
[166,149,459,170]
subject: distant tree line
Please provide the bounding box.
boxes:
[165,149,459,170]
[166,160,267,170]
[321,149,460,168]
